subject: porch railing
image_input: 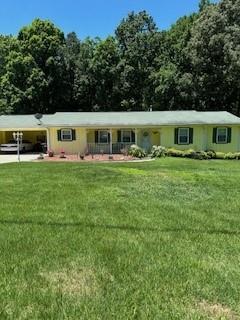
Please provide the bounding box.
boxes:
[112,142,132,154]
[87,143,110,154]
[87,143,132,154]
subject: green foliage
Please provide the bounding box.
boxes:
[165,148,240,161]
[188,0,240,115]
[150,145,166,158]
[183,149,196,158]
[215,152,226,159]
[224,152,240,160]
[166,148,184,157]
[199,0,212,12]
[1,1,240,115]
[128,144,147,158]
[206,150,216,159]
[194,151,211,160]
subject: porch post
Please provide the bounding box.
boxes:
[135,128,138,146]
[46,128,50,151]
[158,129,161,146]
[109,129,112,154]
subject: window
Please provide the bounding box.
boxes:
[61,129,72,141]
[121,130,132,143]
[99,130,109,143]
[216,127,227,144]
[178,128,189,145]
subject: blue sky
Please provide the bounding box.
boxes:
[0,0,212,39]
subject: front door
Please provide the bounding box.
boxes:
[142,131,150,151]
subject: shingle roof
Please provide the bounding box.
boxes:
[0,115,44,129]
[44,111,240,127]
[0,111,240,129]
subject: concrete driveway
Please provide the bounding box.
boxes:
[0,154,39,164]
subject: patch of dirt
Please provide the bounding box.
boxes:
[198,300,239,319]
[40,267,98,297]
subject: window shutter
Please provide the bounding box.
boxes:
[174,128,178,144]
[131,131,135,143]
[57,130,61,141]
[95,131,99,143]
[117,130,121,142]
[108,132,110,143]
[227,127,232,143]
[72,129,76,141]
[212,128,217,143]
[189,128,193,144]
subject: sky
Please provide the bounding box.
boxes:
[0,0,209,39]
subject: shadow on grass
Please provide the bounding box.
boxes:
[0,219,239,236]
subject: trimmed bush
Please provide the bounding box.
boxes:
[206,150,216,159]
[166,148,184,157]
[165,148,240,160]
[151,145,166,158]
[128,145,146,158]
[235,152,240,159]
[183,149,196,158]
[215,152,225,159]
[225,152,237,160]
[194,151,210,160]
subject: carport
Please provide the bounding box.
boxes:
[0,115,48,153]
[0,129,47,152]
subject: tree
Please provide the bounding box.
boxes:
[115,11,160,110]
[17,19,69,113]
[199,0,211,12]
[92,37,121,110]
[152,14,197,110]
[73,38,97,111]
[0,51,47,113]
[188,0,240,115]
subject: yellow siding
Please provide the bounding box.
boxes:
[160,125,205,150]
[47,125,240,154]
[207,126,240,152]
[49,128,87,154]
[160,125,240,152]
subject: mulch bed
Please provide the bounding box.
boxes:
[39,154,135,162]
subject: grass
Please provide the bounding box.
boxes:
[0,158,240,319]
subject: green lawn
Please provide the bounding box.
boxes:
[0,158,240,319]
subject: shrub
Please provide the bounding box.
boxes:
[215,152,225,159]
[183,149,196,158]
[235,152,240,159]
[128,145,146,158]
[206,150,216,159]
[151,145,166,158]
[166,148,184,157]
[224,152,237,160]
[194,151,210,160]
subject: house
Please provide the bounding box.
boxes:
[0,111,240,154]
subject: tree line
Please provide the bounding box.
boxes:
[0,0,240,115]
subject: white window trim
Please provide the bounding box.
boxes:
[216,127,228,144]
[121,130,132,143]
[98,130,109,144]
[61,129,72,141]
[178,128,189,145]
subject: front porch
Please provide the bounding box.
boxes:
[86,128,161,154]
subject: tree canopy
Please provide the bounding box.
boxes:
[0,0,239,116]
